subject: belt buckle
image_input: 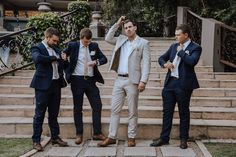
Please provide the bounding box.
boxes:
[84,76,88,80]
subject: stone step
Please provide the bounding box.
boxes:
[1,76,236,88]
[8,70,236,80]
[0,117,235,139]
[1,84,236,97]
[0,94,235,107]
[0,105,235,121]
[7,65,214,77]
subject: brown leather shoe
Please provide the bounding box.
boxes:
[51,137,68,147]
[128,138,136,147]
[93,134,106,140]
[97,138,116,147]
[33,142,43,151]
[75,134,83,145]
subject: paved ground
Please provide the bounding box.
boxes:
[30,138,207,157]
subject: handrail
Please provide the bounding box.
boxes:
[0,62,33,77]
[0,9,80,77]
[0,27,35,40]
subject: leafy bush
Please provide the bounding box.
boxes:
[27,12,62,42]
[67,0,91,38]
[102,0,177,37]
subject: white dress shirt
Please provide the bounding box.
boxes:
[118,36,138,75]
[42,41,59,80]
[72,41,94,76]
[171,39,191,78]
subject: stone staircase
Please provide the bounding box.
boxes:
[0,38,236,140]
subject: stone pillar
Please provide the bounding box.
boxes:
[0,2,5,31]
[201,18,224,71]
[177,6,189,26]
[89,11,105,38]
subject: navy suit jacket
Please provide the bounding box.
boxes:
[158,41,202,90]
[63,41,107,84]
[30,42,67,90]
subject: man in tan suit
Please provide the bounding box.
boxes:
[98,16,151,147]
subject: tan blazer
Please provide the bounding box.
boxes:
[105,23,151,84]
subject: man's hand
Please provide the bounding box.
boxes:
[87,61,97,67]
[138,82,146,92]
[117,16,126,27]
[177,44,184,52]
[61,52,67,61]
[164,62,174,70]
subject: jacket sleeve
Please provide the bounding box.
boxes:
[31,45,56,64]
[158,45,173,68]
[94,43,108,66]
[140,40,151,83]
[105,23,120,45]
[177,45,202,66]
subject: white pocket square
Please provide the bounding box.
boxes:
[185,50,190,55]
[90,51,96,56]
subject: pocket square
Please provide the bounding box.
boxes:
[185,50,190,55]
[90,51,96,56]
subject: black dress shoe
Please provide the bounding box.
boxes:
[180,140,188,149]
[150,139,169,147]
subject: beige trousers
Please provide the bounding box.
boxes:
[108,76,139,139]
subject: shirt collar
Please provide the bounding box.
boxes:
[80,40,89,49]
[183,39,191,50]
[42,40,51,49]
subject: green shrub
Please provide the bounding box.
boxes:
[67,0,91,39]
[27,12,62,42]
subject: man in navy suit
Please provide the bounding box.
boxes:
[30,27,68,151]
[150,24,202,149]
[62,28,107,145]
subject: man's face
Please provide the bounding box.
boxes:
[46,35,59,47]
[175,29,189,44]
[81,37,91,47]
[124,22,137,38]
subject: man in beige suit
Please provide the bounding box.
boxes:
[98,16,151,147]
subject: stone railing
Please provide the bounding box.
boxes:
[0,9,80,76]
[177,7,236,72]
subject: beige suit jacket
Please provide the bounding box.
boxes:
[105,23,151,84]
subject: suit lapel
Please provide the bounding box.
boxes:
[39,42,50,56]
[129,36,140,56]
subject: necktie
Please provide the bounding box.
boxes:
[171,51,181,78]
[84,47,89,76]
[51,49,59,79]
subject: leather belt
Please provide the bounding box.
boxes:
[170,76,179,80]
[118,74,129,77]
[72,75,93,80]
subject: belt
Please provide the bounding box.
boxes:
[170,76,179,80]
[72,75,93,80]
[118,74,129,77]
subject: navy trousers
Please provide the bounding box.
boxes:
[70,76,102,135]
[160,78,193,142]
[32,80,61,143]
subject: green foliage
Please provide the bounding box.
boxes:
[68,0,91,36]
[27,13,62,42]
[102,0,235,36]
[102,0,178,36]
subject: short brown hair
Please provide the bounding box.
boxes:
[123,19,137,27]
[80,28,92,39]
[44,27,60,38]
[176,24,192,38]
